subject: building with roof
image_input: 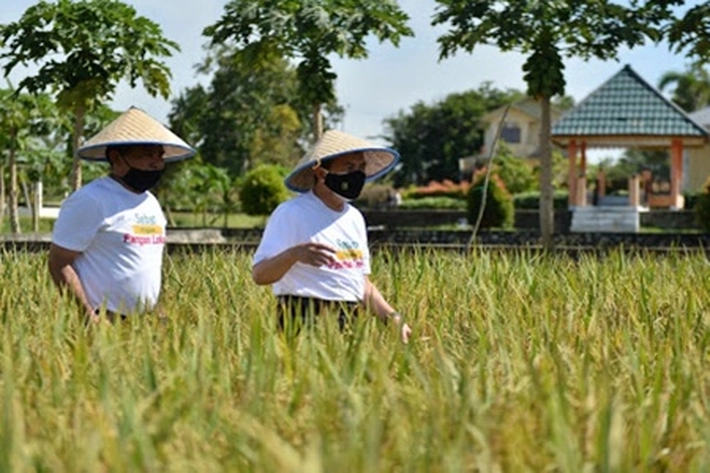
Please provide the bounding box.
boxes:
[552,64,708,210]
[458,98,564,175]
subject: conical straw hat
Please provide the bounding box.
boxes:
[77,106,196,162]
[285,129,400,192]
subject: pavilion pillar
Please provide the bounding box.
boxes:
[567,140,578,207]
[670,139,684,209]
[597,170,606,199]
[629,174,640,207]
[576,176,587,206]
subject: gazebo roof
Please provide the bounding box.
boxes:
[552,64,708,147]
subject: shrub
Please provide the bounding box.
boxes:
[491,144,537,194]
[398,196,467,210]
[239,165,290,216]
[466,174,514,229]
[684,191,699,211]
[514,190,569,210]
[694,178,710,233]
[405,180,470,199]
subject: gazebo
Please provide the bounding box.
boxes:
[551,64,708,210]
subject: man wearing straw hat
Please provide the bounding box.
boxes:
[252,130,412,343]
[48,107,196,324]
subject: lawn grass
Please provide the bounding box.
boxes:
[0,248,708,471]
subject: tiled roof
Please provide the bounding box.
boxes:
[689,107,710,128]
[552,65,707,138]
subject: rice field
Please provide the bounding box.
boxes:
[0,247,709,472]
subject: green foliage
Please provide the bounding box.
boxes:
[667,2,710,63]
[467,174,514,229]
[694,177,710,233]
[492,144,537,194]
[1,0,179,189]
[239,164,290,216]
[0,0,178,107]
[169,50,306,178]
[657,64,710,112]
[513,190,569,210]
[204,0,413,135]
[2,249,710,469]
[595,149,670,194]
[384,83,523,187]
[684,191,699,211]
[399,196,466,210]
[154,159,236,226]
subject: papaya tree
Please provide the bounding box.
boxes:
[0,0,178,190]
[203,0,413,142]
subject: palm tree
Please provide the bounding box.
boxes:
[658,64,710,112]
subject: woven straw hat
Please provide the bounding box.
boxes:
[285,129,400,192]
[77,106,196,162]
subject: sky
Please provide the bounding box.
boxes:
[1,0,702,161]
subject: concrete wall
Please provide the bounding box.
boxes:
[686,145,710,192]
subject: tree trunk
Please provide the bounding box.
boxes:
[31,181,41,233]
[312,103,323,143]
[70,104,86,191]
[539,96,554,251]
[9,128,20,234]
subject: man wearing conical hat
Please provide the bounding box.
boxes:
[252,130,412,343]
[48,107,196,323]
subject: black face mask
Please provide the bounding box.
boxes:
[324,170,366,201]
[121,167,164,193]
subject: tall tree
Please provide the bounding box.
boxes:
[658,64,710,112]
[383,84,522,187]
[168,49,306,177]
[203,0,413,142]
[433,0,664,251]
[0,0,178,190]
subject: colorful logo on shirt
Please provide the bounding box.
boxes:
[327,239,364,269]
[123,213,165,246]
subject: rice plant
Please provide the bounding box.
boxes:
[0,247,708,472]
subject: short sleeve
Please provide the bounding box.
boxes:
[252,203,297,266]
[52,191,103,252]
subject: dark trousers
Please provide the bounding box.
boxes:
[277,295,360,333]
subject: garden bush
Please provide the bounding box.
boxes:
[398,196,467,210]
[239,164,290,216]
[513,190,569,210]
[466,174,514,229]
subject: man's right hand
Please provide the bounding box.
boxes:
[293,242,337,267]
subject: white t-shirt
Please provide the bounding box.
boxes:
[52,176,166,315]
[252,191,371,302]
